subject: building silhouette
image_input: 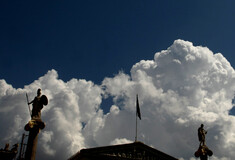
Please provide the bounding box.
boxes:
[68,141,178,160]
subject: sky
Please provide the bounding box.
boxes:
[0,1,235,160]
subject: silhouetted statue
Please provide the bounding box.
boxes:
[198,124,207,146]
[4,143,9,151]
[195,124,213,160]
[28,88,48,119]
[10,144,19,153]
[0,143,19,160]
[24,89,48,160]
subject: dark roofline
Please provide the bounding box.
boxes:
[68,141,178,160]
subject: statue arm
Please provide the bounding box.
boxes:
[28,98,35,105]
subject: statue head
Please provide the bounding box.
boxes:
[37,88,41,96]
[201,124,204,128]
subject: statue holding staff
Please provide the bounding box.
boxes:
[28,88,48,120]
[25,88,48,131]
[24,88,48,160]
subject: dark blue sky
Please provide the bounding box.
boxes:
[0,0,234,88]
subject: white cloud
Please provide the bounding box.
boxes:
[40,131,56,156]
[0,70,104,159]
[101,39,235,159]
[0,40,234,160]
[110,138,133,145]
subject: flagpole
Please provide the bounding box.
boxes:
[135,94,140,142]
[135,94,141,142]
[135,104,137,142]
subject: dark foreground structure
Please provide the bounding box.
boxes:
[0,143,18,160]
[68,141,178,160]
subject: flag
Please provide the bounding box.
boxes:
[136,95,141,120]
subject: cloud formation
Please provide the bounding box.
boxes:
[0,40,234,160]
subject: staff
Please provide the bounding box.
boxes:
[26,93,32,117]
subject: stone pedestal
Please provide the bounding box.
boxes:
[24,119,45,160]
[194,145,213,160]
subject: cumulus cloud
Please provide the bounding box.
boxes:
[0,40,234,160]
[0,70,103,159]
